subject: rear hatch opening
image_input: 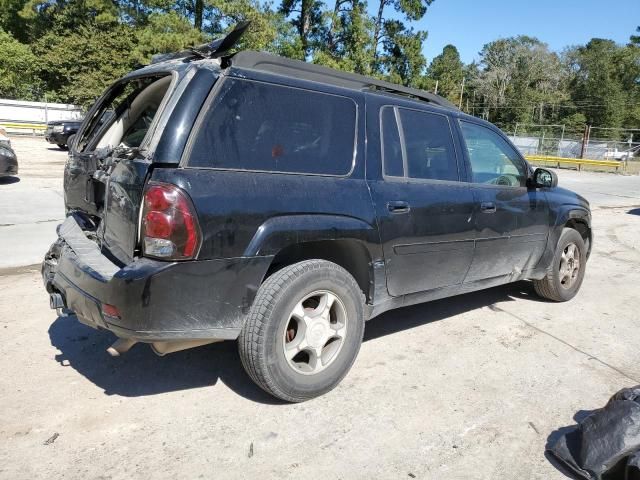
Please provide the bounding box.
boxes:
[65,72,177,265]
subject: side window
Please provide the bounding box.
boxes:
[399,109,458,181]
[188,78,357,175]
[460,121,526,187]
[380,107,403,177]
[380,106,459,182]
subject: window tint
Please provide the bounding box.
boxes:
[188,78,357,175]
[381,107,403,177]
[399,109,458,181]
[460,121,526,187]
[380,106,458,181]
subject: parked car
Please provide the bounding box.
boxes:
[0,143,18,177]
[45,120,83,149]
[0,127,11,148]
[604,145,640,161]
[42,26,592,402]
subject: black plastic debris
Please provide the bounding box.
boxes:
[547,385,640,480]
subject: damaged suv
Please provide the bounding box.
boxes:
[42,25,592,402]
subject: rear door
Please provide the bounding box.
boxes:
[367,99,476,296]
[457,120,550,282]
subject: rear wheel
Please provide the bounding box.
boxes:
[238,260,365,402]
[534,228,586,302]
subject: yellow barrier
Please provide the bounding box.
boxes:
[0,122,47,130]
[526,155,625,172]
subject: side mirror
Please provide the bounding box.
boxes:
[531,168,558,189]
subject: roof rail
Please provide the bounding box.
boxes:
[227,51,457,110]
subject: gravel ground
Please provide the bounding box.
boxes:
[1,136,639,479]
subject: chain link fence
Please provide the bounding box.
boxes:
[507,123,640,162]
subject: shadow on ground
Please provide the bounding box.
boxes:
[49,280,541,403]
[0,176,20,185]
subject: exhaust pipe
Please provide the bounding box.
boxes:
[150,339,221,356]
[107,338,137,356]
[49,293,72,317]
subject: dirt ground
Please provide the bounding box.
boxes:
[1,136,639,479]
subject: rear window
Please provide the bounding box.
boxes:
[188,78,357,175]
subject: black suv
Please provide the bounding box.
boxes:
[42,38,591,402]
[45,120,83,149]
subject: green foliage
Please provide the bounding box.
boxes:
[380,21,427,86]
[426,44,463,102]
[32,23,138,106]
[566,39,628,133]
[0,29,42,99]
[134,11,204,63]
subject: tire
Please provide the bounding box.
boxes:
[533,228,587,302]
[57,144,67,150]
[238,260,365,402]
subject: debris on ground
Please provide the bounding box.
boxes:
[547,385,640,479]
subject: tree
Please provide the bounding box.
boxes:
[371,0,434,60]
[208,0,301,56]
[315,0,372,75]
[426,44,463,103]
[566,39,627,133]
[472,36,566,126]
[0,29,42,99]
[32,23,138,106]
[380,20,427,86]
[630,26,640,46]
[279,0,325,58]
[134,12,204,63]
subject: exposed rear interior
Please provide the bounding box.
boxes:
[66,73,175,264]
[95,76,172,149]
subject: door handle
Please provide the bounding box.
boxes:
[480,202,496,213]
[387,201,410,214]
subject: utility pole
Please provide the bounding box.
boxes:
[458,77,465,110]
[580,125,591,159]
[434,80,439,95]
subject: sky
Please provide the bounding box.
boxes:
[375,0,640,65]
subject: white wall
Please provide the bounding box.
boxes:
[0,98,84,124]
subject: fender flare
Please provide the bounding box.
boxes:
[536,206,592,274]
[243,214,380,258]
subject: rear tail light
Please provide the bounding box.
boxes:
[141,182,201,260]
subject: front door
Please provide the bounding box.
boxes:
[457,120,549,282]
[367,102,476,297]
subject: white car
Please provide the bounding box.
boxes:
[604,146,639,161]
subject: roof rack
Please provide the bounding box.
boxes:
[227,51,457,110]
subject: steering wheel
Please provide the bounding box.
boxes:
[494,175,516,186]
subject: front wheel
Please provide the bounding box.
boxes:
[238,260,365,402]
[533,228,587,302]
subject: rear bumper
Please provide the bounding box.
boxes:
[43,217,272,341]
